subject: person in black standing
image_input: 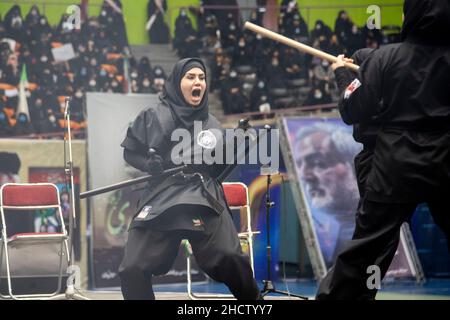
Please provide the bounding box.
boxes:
[316,0,450,300]
[118,58,260,300]
[147,0,170,44]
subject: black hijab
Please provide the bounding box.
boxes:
[401,0,450,45]
[160,58,209,129]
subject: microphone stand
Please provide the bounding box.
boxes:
[49,97,90,300]
[259,126,308,299]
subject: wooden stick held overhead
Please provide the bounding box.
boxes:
[244,21,360,72]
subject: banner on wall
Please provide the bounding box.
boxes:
[86,92,205,289]
[279,116,425,282]
[29,167,81,261]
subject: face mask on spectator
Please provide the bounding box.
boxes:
[257,81,265,89]
[322,60,329,67]
[41,55,48,63]
[101,10,107,17]
[142,79,150,87]
[316,24,322,30]
[40,18,47,25]
[89,80,96,87]
[100,70,107,77]
[155,69,163,76]
[239,40,245,47]
[180,10,187,17]
[12,16,22,28]
[131,71,138,79]
[75,91,83,98]
[111,81,118,88]
[18,115,27,123]
[230,71,237,78]
[25,90,31,98]
[49,115,56,123]
[314,90,323,99]
[230,24,236,31]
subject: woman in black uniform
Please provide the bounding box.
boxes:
[119,58,260,300]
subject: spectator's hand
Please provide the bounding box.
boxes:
[331,55,353,71]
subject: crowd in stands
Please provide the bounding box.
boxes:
[0,0,402,138]
[0,0,168,138]
[173,0,401,115]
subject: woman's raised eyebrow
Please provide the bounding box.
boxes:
[186,72,205,76]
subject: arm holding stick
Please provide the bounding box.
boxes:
[244,21,360,72]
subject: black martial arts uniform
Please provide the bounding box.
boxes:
[119,58,260,300]
[317,0,450,300]
[333,48,377,196]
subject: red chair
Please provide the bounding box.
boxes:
[0,183,69,300]
[184,182,259,300]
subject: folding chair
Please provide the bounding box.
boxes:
[185,182,259,300]
[0,183,69,300]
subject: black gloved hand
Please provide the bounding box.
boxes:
[146,150,164,175]
[237,118,251,131]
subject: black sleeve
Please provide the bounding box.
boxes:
[121,108,164,172]
[123,148,148,173]
[121,108,165,153]
[338,51,384,125]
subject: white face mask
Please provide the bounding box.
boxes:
[89,80,96,87]
[314,90,323,99]
[49,115,56,122]
[75,91,83,98]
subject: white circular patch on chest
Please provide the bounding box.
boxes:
[197,130,217,149]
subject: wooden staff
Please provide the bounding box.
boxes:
[244,21,360,72]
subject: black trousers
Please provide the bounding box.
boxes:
[315,196,450,300]
[119,209,260,300]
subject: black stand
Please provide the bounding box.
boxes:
[49,98,89,300]
[260,171,308,300]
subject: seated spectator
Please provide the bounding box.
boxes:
[310,20,333,44]
[12,112,34,136]
[151,65,166,93]
[0,109,13,137]
[303,82,332,107]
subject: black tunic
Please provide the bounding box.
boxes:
[338,0,450,203]
[121,58,230,231]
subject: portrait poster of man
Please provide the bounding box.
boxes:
[281,117,423,281]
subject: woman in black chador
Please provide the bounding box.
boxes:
[119,58,260,300]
